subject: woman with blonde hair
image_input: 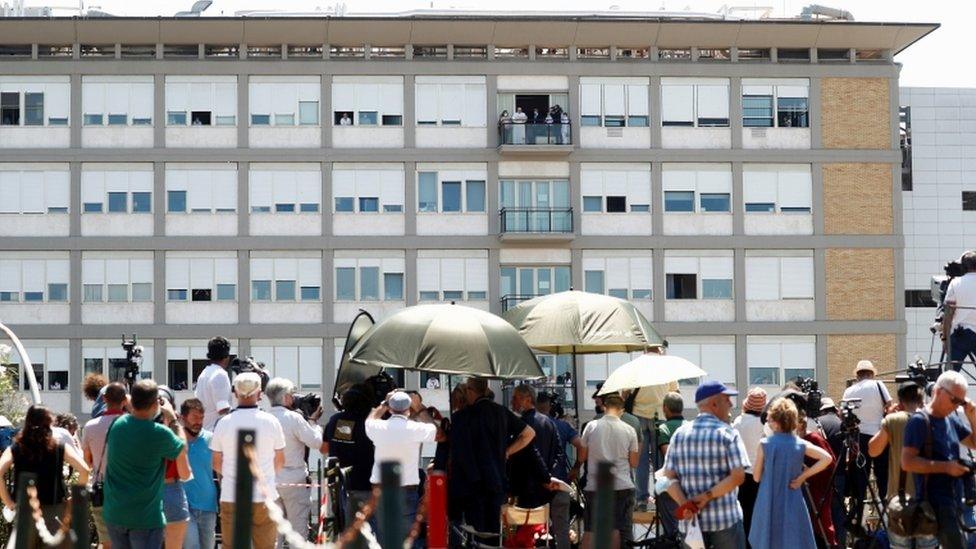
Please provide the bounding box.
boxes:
[749,398,832,549]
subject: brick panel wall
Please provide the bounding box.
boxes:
[823,162,893,235]
[826,248,895,320]
[821,77,891,149]
[826,333,897,400]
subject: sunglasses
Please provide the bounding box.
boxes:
[949,393,968,407]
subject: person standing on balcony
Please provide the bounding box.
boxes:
[498,110,512,144]
[560,110,570,144]
[512,107,527,144]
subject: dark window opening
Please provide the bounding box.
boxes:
[190,111,212,126]
[901,106,913,191]
[191,289,212,302]
[334,111,354,124]
[168,359,189,391]
[666,273,697,300]
[605,196,627,213]
[963,192,976,211]
[0,92,18,126]
[905,289,936,308]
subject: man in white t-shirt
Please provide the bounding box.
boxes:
[943,251,976,371]
[842,359,893,503]
[195,336,233,430]
[365,391,438,542]
[210,372,285,549]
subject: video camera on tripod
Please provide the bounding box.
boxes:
[794,376,824,418]
[838,397,861,434]
[120,334,143,385]
[894,358,941,388]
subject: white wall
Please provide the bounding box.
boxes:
[579,127,650,149]
[580,214,652,235]
[417,214,488,235]
[251,303,323,324]
[744,214,814,235]
[250,127,320,148]
[83,127,154,148]
[0,128,70,148]
[416,127,486,148]
[663,215,733,235]
[0,215,69,237]
[166,213,237,236]
[661,127,731,149]
[250,214,322,236]
[0,304,69,324]
[165,127,237,148]
[665,300,735,321]
[82,303,154,324]
[165,302,238,324]
[741,127,811,149]
[331,127,404,148]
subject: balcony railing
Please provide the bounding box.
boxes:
[498,121,572,145]
[500,207,573,234]
[500,294,542,311]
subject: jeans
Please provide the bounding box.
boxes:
[936,503,966,549]
[702,521,746,549]
[182,509,216,549]
[549,490,571,549]
[106,524,165,549]
[375,487,420,548]
[852,433,888,503]
[888,530,938,549]
[950,327,976,370]
[655,492,680,538]
[635,417,656,502]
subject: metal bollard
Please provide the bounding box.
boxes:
[14,472,37,549]
[593,461,614,547]
[427,471,448,549]
[377,461,402,549]
[70,485,90,549]
[233,429,256,549]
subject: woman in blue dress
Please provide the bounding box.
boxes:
[749,398,833,549]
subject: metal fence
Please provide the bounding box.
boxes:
[498,121,572,145]
[499,207,573,234]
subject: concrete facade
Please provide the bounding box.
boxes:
[0,16,933,415]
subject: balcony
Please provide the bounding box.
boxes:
[500,294,542,312]
[499,207,574,241]
[497,122,573,155]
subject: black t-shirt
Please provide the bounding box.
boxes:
[816,412,845,465]
[509,409,562,508]
[12,441,65,505]
[449,398,527,497]
[324,410,374,492]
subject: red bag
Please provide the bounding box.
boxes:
[502,504,549,548]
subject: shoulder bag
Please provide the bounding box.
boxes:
[90,415,120,508]
[886,412,938,538]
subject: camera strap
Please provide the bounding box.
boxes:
[899,412,932,502]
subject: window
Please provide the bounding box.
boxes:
[8,347,69,392]
[738,48,771,61]
[107,192,127,213]
[249,166,321,215]
[453,45,487,58]
[165,254,237,303]
[778,48,810,62]
[666,274,696,299]
[417,254,489,302]
[332,166,404,214]
[583,196,602,212]
[0,77,69,127]
[500,266,571,308]
[702,279,733,299]
[963,192,976,211]
[413,46,448,58]
[666,253,733,301]
[900,106,912,191]
[332,76,403,127]
[384,273,403,300]
[335,268,355,300]
[81,169,153,216]
[0,168,70,215]
[747,336,815,387]
[288,45,323,58]
[82,256,153,304]
[664,191,694,212]
[251,257,322,302]
[743,165,812,215]
[661,79,729,128]
[580,78,649,128]
[746,254,814,301]
[700,193,730,212]
[577,47,610,59]
[742,79,810,128]
[418,170,488,214]
[584,270,604,294]
[698,48,731,61]
[416,77,487,127]
[663,164,733,214]
[442,182,461,212]
[906,289,936,308]
[0,258,69,304]
[605,196,627,213]
[334,257,405,301]
[165,76,237,127]
[165,167,237,214]
[82,77,154,127]
[23,93,43,126]
[818,49,850,62]
[418,172,437,212]
[1,92,19,125]
[249,77,321,127]
[580,166,651,216]
[466,181,486,212]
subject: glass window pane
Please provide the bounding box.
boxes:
[359,197,379,212]
[419,291,439,301]
[608,288,628,299]
[777,97,809,128]
[700,193,731,213]
[83,202,103,213]
[107,284,128,302]
[745,202,775,213]
[632,289,652,299]
[442,182,461,213]
[84,284,103,302]
[108,114,127,126]
[702,279,733,299]
[191,289,212,302]
[251,114,270,126]
[251,280,271,301]
[554,267,571,292]
[167,111,187,126]
[334,197,354,212]
[1,92,20,126]
[24,92,43,126]
[336,268,355,300]
[664,191,695,212]
[48,283,67,302]
[360,267,379,300]
[584,270,605,294]
[418,172,438,212]
[167,289,187,301]
[275,280,296,301]
[467,291,487,300]
[275,203,295,213]
[583,196,603,212]
[300,286,320,301]
[300,203,319,213]
[384,273,404,301]
[274,114,295,126]
[84,114,104,126]
[167,190,187,213]
[358,111,378,125]
[132,283,152,301]
[108,192,128,213]
[581,115,601,127]
[216,284,235,301]
[299,101,319,125]
[443,290,463,301]
[0,292,18,302]
[24,292,43,302]
[606,196,627,213]
[749,367,779,386]
[382,115,402,126]
[628,116,649,127]
[132,192,151,213]
[466,180,486,212]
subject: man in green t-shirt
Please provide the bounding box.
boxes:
[656,392,686,463]
[103,379,187,548]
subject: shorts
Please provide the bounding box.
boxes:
[583,489,634,534]
[163,482,190,523]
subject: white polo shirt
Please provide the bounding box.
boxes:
[365,415,437,486]
[195,363,232,431]
[210,407,286,502]
[842,379,891,436]
[268,406,323,483]
[947,273,976,333]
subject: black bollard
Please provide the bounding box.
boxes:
[70,485,90,549]
[13,472,37,549]
[233,429,256,549]
[593,461,614,546]
[377,461,402,549]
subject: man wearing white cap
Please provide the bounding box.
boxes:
[209,372,286,549]
[841,359,893,504]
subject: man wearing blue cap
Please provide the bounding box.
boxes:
[662,380,750,549]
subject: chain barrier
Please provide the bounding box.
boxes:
[403,483,429,549]
[241,446,381,549]
[24,485,71,547]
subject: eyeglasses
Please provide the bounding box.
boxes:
[949,393,967,407]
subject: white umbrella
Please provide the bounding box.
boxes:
[597,353,707,395]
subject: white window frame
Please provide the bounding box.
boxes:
[416,169,487,214]
[6,345,70,392]
[334,257,405,302]
[746,335,816,387]
[661,78,730,128]
[248,76,321,127]
[581,253,653,301]
[164,75,237,127]
[332,76,403,127]
[745,252,815,301]
[0,76,70,127]
[82,76,154,127]
[579,77,649,128]
[83,343,154,383]
[332,165,405,214]
[249,165,322,214]
[667,337,736,387]
[742,78,810,129]
[0,257,69,303]
[81,167,154,215]
[164,252,238,303]
[580,164,651,214]
[417,253,489,302]
[82,254,154,304]
[664,252,734,300]
[165,165,237,214]
[742,164,813,214]
[250,343,323,389]
[250,256,322,303]
[0,167,70,215]
[166,341,238,391]
[662,163,733,214]
[415,76,487,128]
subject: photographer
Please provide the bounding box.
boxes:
[81,382,127,549]
[902,371,976,549]
[841,360,893,501]
[194,336,233,430]
[324,385,376,547]
[265,377,328,543]
[942,251,976,371]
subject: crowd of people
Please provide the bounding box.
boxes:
[498,105,570,144]
[4,334,976,549]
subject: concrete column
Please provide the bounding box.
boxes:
[69,162,81,236]
[154,250,166,326]
[69,338,82,413]
[322,249,334,325]
[69,250,81,325]
[405,249,418,306]
[155,43,164,61]
[488,248,501,315]
[814,248,827,320]
[321,162,333,236]
[733,248,746,322]
[321,74,332,149]
[237,74,248,148]
[404,161,417,235]
[237,161,249,236]
[735,334,748,398]
[154,338,167,383]
[651,162,664,236]
[729,76,743,150]
[69,73,81,148]
[403,74,416,148]
[809,77,823,148]
[154,74,165,147]
[731,162,744,235]
[569,160,581,237]
[648,76,661,149]
[153,162,166,236]
[812,162,824,235]
[321,337,335,410]
[238,250,250,325]
[568,75,580,149]
[652,249,666,322]
[486,75,498,146]
[571,249,583,291]
[815,335,828,386]
[487,161,500,235]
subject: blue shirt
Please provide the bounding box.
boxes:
[552,418,578,481]
[664,413,750,532]
[904,411,971,507]
[182,430,218,512]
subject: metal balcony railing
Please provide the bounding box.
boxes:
[498,121,572,145]
[500,294,543,311]
[499,207,573,234]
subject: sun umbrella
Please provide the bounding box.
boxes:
[597,353,706,395]
[347,303,545,379]
[502,290,665,418]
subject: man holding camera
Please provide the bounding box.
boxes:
[266,377,329,543]
[902,371,976,549]
[842,360,893,502]
[195,336,233,430]
[81,382,127,549]
[943,251,976,371]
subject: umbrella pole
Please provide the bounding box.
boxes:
[572,351,581,424]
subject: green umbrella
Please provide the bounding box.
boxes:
[348,304,545,379]
[502,290,665,418]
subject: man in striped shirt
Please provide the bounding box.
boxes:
[663,380,750,549]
